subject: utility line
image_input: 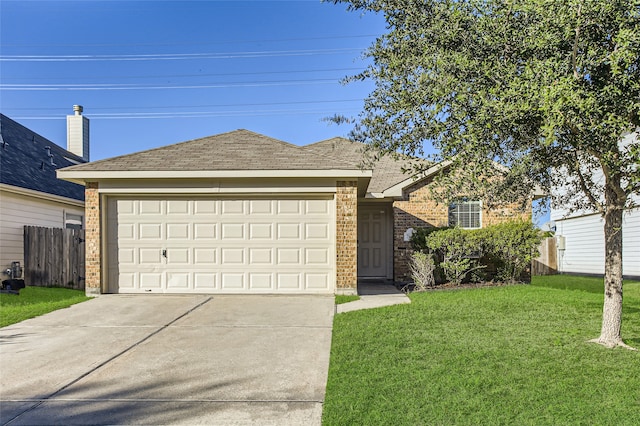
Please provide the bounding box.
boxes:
[0,67,362,81]
[2,34,379,48]
[0,79,341,91]
[12,108,361,120]
[0,48,364,62]
[4,99,364,111]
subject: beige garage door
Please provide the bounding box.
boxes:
[107,197,335,294]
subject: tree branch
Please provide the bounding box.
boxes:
[572,2,583,80]
[573,150,603,213]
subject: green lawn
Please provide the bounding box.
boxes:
[323,275,640,425]
[336,294,360,305]
[0,286,90,327]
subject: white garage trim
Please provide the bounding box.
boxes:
[106,195,336,294]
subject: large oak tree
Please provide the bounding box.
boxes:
[332,0,639,348]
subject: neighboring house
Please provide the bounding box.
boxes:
[58,130,528,296]
[0,108,89,274]
[550,132,639,279]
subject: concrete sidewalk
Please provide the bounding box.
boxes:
[0,295,334,425]
[336,282,411,313]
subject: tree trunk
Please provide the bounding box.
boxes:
[589,184,635,350]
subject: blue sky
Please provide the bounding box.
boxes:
[1,0,386,160]
[1,0,550,225]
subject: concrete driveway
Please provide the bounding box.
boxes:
[0,294,335,425]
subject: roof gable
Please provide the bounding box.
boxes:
[62,129,361,173]
[304,137,428,194]
[0,114,86,201]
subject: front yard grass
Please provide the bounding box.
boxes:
[335,294,360,305]
[323,275,640,425]
[0,286,90,327]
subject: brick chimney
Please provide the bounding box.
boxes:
[66,105,90,162]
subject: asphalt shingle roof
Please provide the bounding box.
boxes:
[304,137,425,193]
[0,114,85,201]
[62,129,361,172]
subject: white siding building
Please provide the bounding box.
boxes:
[550,132,639,279]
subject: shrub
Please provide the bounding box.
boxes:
[409,251,436,290]
[410,219,542,285]
[481,219,543,283]
[425,227,485,285]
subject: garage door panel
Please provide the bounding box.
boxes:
[140,200,162,215]
[221,273,245,289]
[108,197,334,294]
[277,248,301,265]
[167,248,189,264]
[250,200,273,214]
[277,223,300,239]
[221,248,244,264]
[222,200,244,214]
[140,248,162,264]
[167,200,189,214]
[306,273,329,290]
[139,223,162,240]
[306,199,329,214]
[306,223,329,239]
[306,248,329,265]
[140,273,162,288]
[194,248,217,264]
[167,223,190,239]
[194,273,217,289]
[167,272,190,289]
[118,223,135,240]
[194,223,217,239]
[249,223,272,239]
[250,248,272,264]
[221,223,244,239]
[249,273,272,290]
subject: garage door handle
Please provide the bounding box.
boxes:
[162,249,167,258]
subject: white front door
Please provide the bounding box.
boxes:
[358,205,391,278]
[107,197,335,294]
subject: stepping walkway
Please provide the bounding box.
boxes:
[336,281,411,313]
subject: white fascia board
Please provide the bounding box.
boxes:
[57,169,372,184]
[0,183,85,208]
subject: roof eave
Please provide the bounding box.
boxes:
[57,168,372,187]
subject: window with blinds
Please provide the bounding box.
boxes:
[448,200,482,229]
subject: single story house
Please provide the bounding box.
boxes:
[58,130,528,296]
[0,109,89,274]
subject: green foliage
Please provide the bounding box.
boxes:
[0,286,89,327]
[479,219,544,283]
[425,227,485,284]
[409,226,450,252]
[331,0,639,213]
[322,279,640,425]
[410,220,542,284]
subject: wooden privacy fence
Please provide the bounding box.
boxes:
[532,236,557,276]
[23,226,85,289]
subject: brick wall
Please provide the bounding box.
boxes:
[392,178,530,282]
[336,180,358,294]
[84,182,101,296]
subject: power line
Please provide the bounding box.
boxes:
[0,48,365,62]
[0,67,362,81]
[2,34,379,48]
[12,108,362,120]
[1,79,344,91]
[3,99,364,111]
